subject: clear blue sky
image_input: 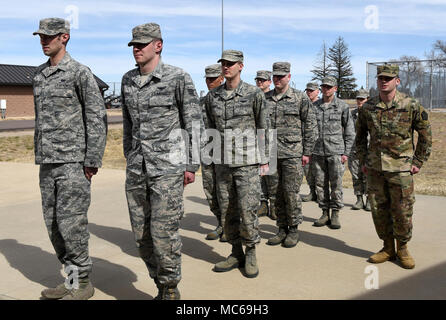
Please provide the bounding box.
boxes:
[1,0,445,94]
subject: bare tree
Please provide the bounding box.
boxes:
[311,41,331,82]
[389,56,424,95]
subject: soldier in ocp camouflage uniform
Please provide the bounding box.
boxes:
[255,70,276,219]
[348,88,371,211]
[200,64,226,241]
[122,23,203,299]
[356,64,432,269]
[302,81,320,202]
[204,50,269,278]
[32,18,107,300]
[265,63,317,248]
[312,76,355,229]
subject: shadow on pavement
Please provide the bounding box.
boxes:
[299,230,374,258]
[186,196,209,207]
[89,223,138,257]
[181,212,218,236]
[0,239,151,300]
[181,236,226,264]
[352,261,446,299]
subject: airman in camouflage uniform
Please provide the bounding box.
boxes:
[302,81,320,203]
[204,50,269,278]
[122,23,203,299]
[265,63,317,248]
[348,88,371,211]
[312,76,355,229]
[200,64,226,241]
[33,18,107,300]
[356,64,432,269]
[255,70,276,219]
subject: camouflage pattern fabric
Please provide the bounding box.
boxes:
[215,164,261,246]
[121,59,203,178]
[312,96,355,157]
[260,176,269,202]
[33,52,107,167]
[203,80,269,166]
[269,157,304,227]
[266,173,279,208]
[356,91,432,172]
[264,86,317,226]
[355,90,432,243]
[348,157,367,195]
[122,59,202,286]
[201,163,222,222]
[199,95,222,224]
[367,169,414,242]
[303,160,316,189]
[348,108,367,195]
[39,162,92,279]
[312,155,345,210]
[125,169,184,286]
[264,87,317,159]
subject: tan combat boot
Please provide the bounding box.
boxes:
[244,246,259,278]
[396,240,415,269]
[257,201,269,217]
[41,282,70,300]
[214,242,245,272]
[368,238,396,263]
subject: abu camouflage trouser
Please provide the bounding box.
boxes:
[303,159,316,189]
[125,165,184,286]
[313,155,345,210]
[39,162,92,279]
[348,154,367,195]
[268,157,304,227]
[215,164,261,247]
[367,169,415,243]
[201,163,223,225]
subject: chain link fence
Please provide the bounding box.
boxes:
[367,59,446,110]
[104,82,121,109]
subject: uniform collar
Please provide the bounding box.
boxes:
[215,80,245,100]
[132,59,164,88]
[41,52,71,77]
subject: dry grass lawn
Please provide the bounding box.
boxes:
[1,111,445,196]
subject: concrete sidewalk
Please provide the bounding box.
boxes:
[0,162,445,300]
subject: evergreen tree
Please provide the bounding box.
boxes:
[327,36,357,98]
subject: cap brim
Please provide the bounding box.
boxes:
[273,72,289,76]
[377,72,398,77]
[204,73,221,78]
[128,37,155,47]
[356,95,368,99]
[33,29,60,36]
[217,58,241,63]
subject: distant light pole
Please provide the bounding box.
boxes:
[221,0,224,53]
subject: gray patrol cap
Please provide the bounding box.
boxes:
[305,82,319,91]
[321,76,337,87]
[255,70,272,81]
[204,64,221,78]
[272,62,291,76]
[33,18,70,36]
[356,89,369,99]
[218,50,244,63]
[128,23,162,46]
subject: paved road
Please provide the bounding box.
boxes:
[0,115,123,132]
[0,162,445,300]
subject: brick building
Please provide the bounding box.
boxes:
[0,64,108,118]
